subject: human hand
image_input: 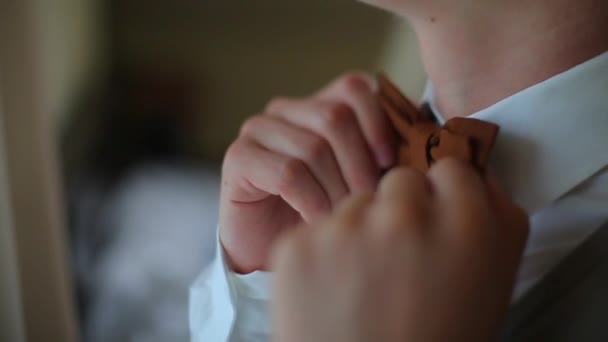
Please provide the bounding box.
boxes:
[271,159,529,342]
[220,72,397,273]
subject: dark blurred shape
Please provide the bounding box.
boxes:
[61,19,219,341]
[63,64,220,341]
[63,67,202,186]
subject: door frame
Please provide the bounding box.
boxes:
[0,1,78,341]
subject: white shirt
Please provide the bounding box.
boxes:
[74,165,220,342]
[190,51,608,342]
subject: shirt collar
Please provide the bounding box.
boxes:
[424,51,608,214]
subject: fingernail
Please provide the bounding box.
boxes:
[375,144,395,169]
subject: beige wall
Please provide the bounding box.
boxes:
[0,80,25,342]
[378,19,426,98]
[33,0,107,125]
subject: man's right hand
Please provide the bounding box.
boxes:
[219,72,397,273]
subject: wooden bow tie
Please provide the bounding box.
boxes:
[377,73,499,173]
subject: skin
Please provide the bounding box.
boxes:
[217,0,608,339]
[220,72,396,273]
[361,0,608,118]
[271,160,529,342]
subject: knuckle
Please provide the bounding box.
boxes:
[309,200,331,218]
[239,115,264,136]
[371,188,431,240]
[222,141,248,181]
[334,193,374,224]
[223,140,245,165]
[303,136,331,164]
[381,167,425,190]
[336,72,372,95]
[320,102,355,130]
[278,158,307,193]
[349,170,378,193]
[265,96,290,113]
[378,168,428,200]
[431,157,473,178]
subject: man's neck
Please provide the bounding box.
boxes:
[406,1,608,119]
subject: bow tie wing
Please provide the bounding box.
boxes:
[378,93,415,140]
[377,73,435,172]
[377,73,499,172]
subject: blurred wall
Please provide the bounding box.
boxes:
[0,0,107,340]
[0,87,25,342]
[32,0,108,126]
[0,0,426,339]
[112,0,425,161]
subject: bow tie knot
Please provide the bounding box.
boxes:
[377,73,500,173]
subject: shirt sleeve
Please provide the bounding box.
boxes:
[190,231,272,342]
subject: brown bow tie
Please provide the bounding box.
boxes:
[377,73,500,173]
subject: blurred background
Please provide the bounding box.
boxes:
[0,0,425,341]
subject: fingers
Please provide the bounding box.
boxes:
[377,167,432,206]
[427,159,529,251]
[332,192,375,229]
[369,167,433,235]
[427,158,489,228]
[266,98,380,193]
[240,115,349,206]
[317,72,397,169]
[224,140,331,222]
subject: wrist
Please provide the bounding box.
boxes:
[219,228,267,274]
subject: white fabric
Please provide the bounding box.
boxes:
[78,165,220,342]
[190,51,608,341]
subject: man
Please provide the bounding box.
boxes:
[191,0,608,340]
